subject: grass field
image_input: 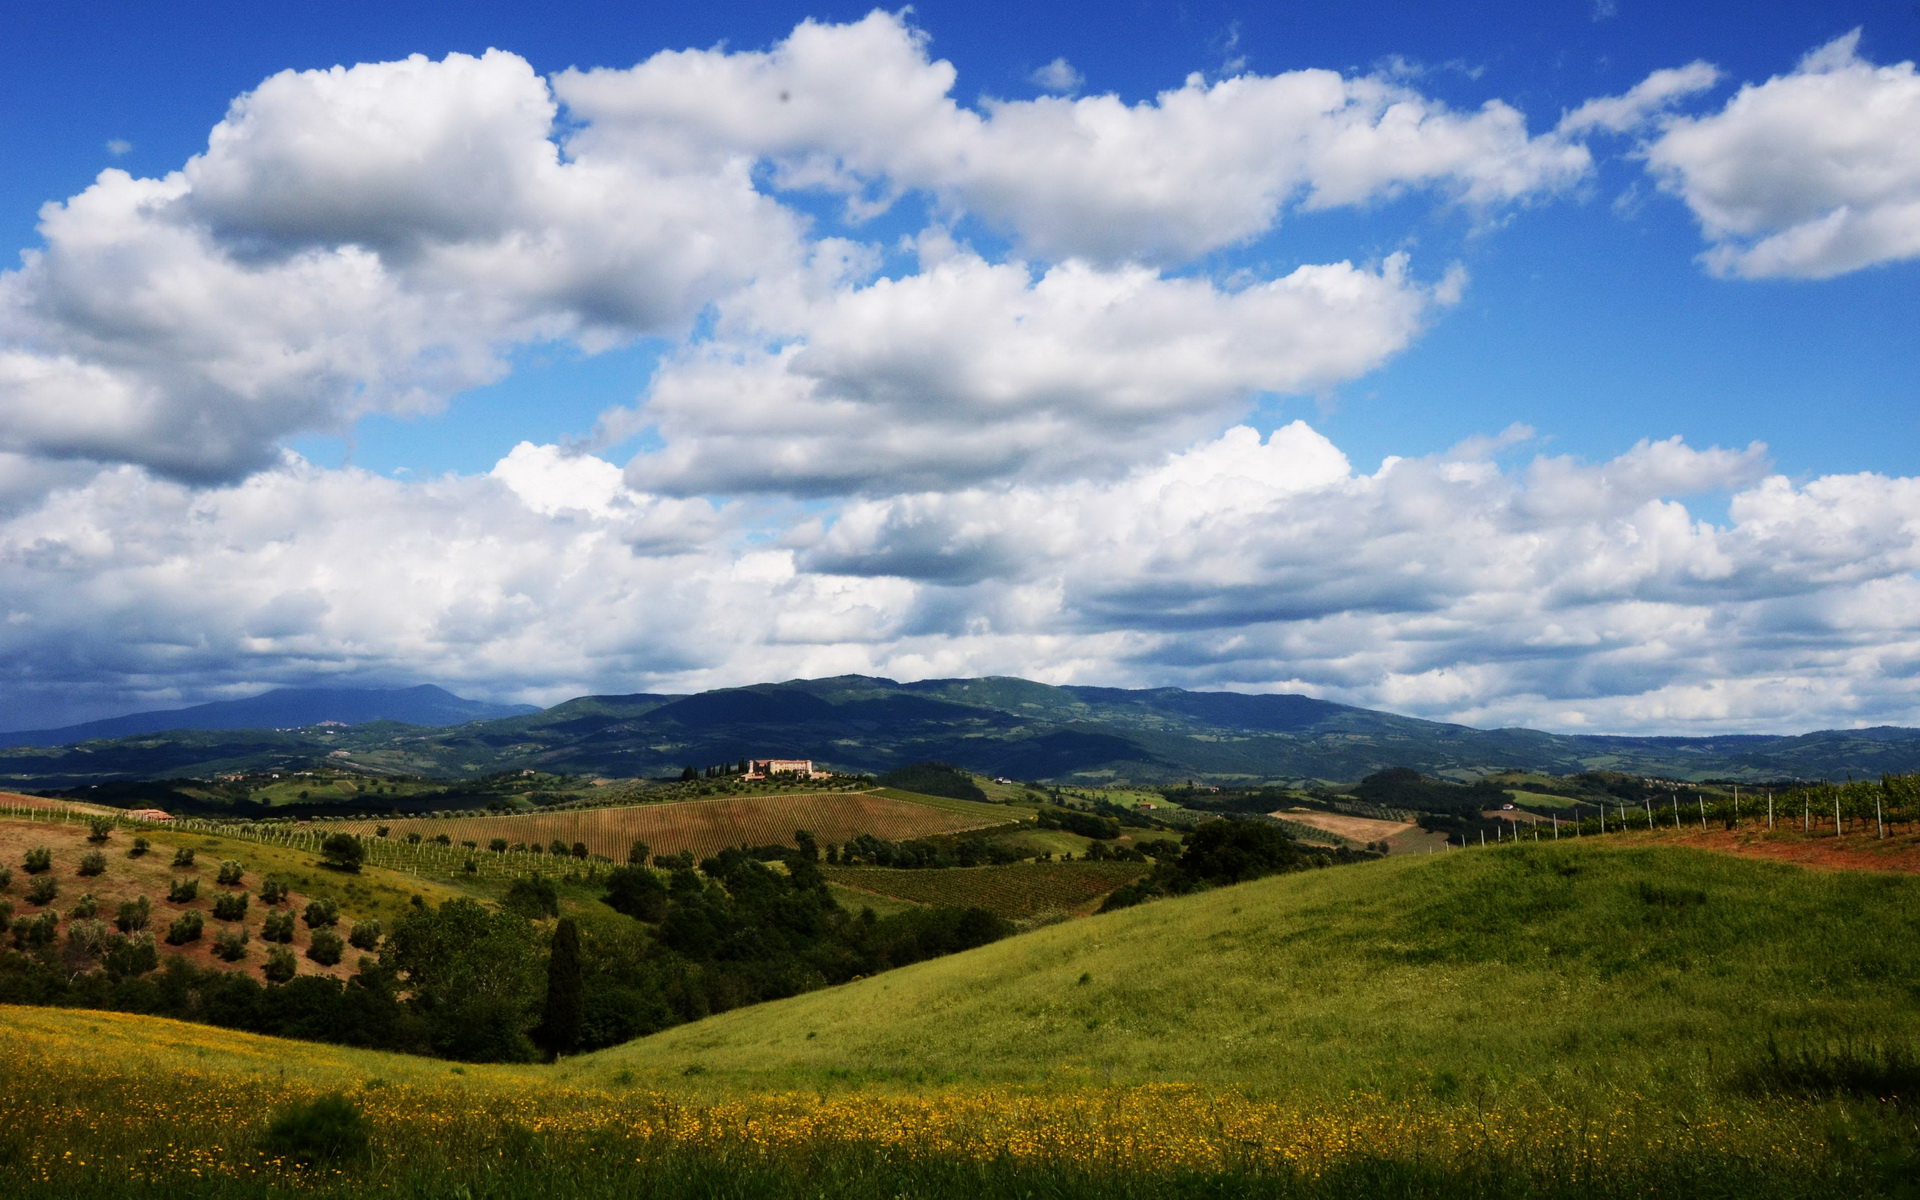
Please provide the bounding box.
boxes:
[323,789,1018,865]
[2,835,1915,1196]
[823,860,1151,922]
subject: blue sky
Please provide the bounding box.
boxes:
[0,1,1916,733]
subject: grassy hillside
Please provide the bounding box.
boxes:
[3,838,1916,1196]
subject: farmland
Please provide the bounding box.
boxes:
[325,789,1019,864]
[824,860,1151,922]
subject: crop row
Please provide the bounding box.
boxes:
[824,860,1150,920]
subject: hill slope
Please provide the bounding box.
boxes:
[0,684,537,747]
[6,674,1920,788]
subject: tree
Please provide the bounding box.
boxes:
[384,899,543,1061]
[627,840,651,866]
[570,842,589,860]
[602,866,668,922]
[538,917,585,1059]
[680,765,697,781]
[319,834,364,873]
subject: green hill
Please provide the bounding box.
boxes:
[4,839,1917,1197]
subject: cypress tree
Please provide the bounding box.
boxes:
[540,917,585,1060]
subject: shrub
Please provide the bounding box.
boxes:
[306,928,345,966]
[375,825,390,838]
[25,876,56,906]
[171,847,195,868]
[257,1094,370,1166]
[66,918,113,959]
[627,840,651,865]
[405,832,422,845]
[261,909,296,943]
[216,860,245,886]
[86,816,114,843]
[167,877,199,904]
[104,931,158,977]
[115,895,151,933]
[70,892,99,920]
[347,920,381,951]
[0,899,11,925]
[489,838,509,853]
[259,878,287,905]
[77,850,107,877]
[129,836,150,857]
[319,834,364,873]
[212,892,249,921]
[304,897,340,929]
[12,911,58,950]
[0,866,10,891]
[212,926,250,962]
[433,834,452,847]
[264,945,297,983]
[505,876,559,918]
[164,911,204,945]
[23,847,51,874]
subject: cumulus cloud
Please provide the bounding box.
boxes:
[1645,31,1920,278]
[1030,57,1083,94]
[2,430,1917,734]
[0,50,802,482]
[619,248,1453,496]
[558,11,1590,263]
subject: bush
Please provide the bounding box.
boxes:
[259,878,287,905]
[627,840,651,865]
[433,834,452,847]
[0,898,11,925]
[77,850,106,877]
[216,860,245,886]
[257,1094,371,1166]
[115,895,151,933]
[212,926,250,962]
[25,875,56,906]
[375,825,390,838]
[104,931,158,977]
[164,910,204,945]
[263,945,297,983]
[67,918,113,959]
[86,816,114,843]
[212,891,249,921]
[23,847,51,874]
[489,838,509,853]
[319,834,364,873]
[304,897,340,928]
[306,928,345,966]
[0,866,10,891]
[603,866,669,922]
[261,908,296,943]
[504,876,559,918]
[348,920,382,951]
[405,832,422,845]
[13,911,58,950]
[171,847,195,868]
[167,877,199,904]
[129,836,150,857]
[71,892,99,920]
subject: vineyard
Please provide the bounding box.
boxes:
[324,791,1019,867]
[824,860,1151,921]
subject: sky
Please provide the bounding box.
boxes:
[0,0,1916,733]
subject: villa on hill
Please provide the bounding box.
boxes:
[743,758,827,780]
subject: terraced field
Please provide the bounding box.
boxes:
[823,860,1150,921]
[327,790,1019,864]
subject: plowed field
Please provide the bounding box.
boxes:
[823,860,1150,921]
[327,791,1016,863]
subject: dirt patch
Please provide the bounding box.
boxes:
[1279,809,1414,844]
[1641,825,1920,875]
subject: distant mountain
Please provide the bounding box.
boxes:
[2,675,1917,791]
[0,685,538,748]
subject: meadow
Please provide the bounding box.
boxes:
[823,859,1151,922]
[2,834,1915,1197]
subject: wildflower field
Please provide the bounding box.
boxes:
[3,837,1916,1196]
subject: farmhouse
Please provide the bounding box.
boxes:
[742,758,828,780]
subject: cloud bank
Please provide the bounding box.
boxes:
[0,14,1914,734]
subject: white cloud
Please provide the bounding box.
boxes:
[104,139,131,156]
[1030,57,1083,93]
[1557,60,1721,134]
[619,248,1452,496]
[1645,31,1920,278]
[558,11,1589,263]
[0,50,802,482]
[1,429,1916,734]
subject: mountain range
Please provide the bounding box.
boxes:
[0,685,537,747]
[4,675,1920,792]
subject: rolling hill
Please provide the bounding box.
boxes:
[5,673,1920,791]
[0,684,537,747]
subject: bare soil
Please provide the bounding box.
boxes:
[1636,823,1920,874]
[1279,809,1415,844]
